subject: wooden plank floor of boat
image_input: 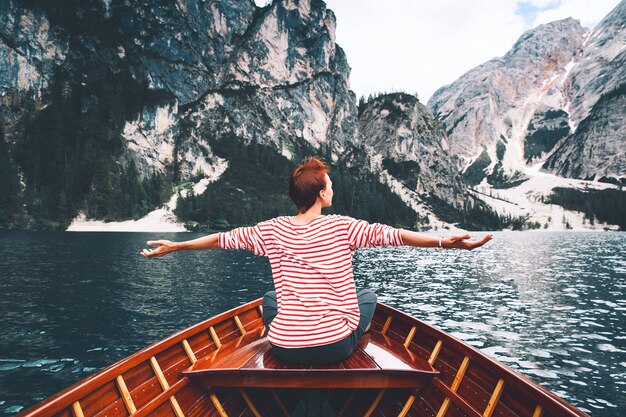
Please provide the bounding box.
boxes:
[183,327,439,389]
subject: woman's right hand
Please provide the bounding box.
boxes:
[141,240,178,258]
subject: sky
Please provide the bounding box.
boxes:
[255,0,622,103]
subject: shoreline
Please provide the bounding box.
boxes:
[60,220,619,233]
[66,211,188,232]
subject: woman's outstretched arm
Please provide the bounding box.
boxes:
[401,230,493,250]
[140,233,220,258]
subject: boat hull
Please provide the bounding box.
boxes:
[18,299,589,417]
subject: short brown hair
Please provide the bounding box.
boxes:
[288,157,328,213]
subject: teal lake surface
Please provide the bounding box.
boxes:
[0,231,624,415]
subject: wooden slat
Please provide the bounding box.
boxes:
[210,393,228,417]
[133,378,189,417]
[436,397,452,417]
[483,379,505,417]
[270,389,290,417]
[209,326,222,349]
[533,405,544,417]
[381,316,393,335]
[258,305,263,316]
[150,356,185,417]
[193,336,268,372]
[364,389,386,417]
[116,375,137,415]
[182,339,197,364]
[337,389,356,417]
[398,394,416,417]
[451,356,470,392]
[169,396,185,417]
[428,340,443,365]
[435,356,470,417]
[234,315,246,335]
[71,401,84,417]
[150,356,170,390]
[190,368,435,389]
[433,378,482,417]
[404,326,417,348]
[239,389,261,417]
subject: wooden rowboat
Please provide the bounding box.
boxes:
[19,299,589,417]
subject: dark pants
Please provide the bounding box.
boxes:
[262,289,377,364]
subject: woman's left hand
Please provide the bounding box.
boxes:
[444,234,493,250]
[141,240,178,258]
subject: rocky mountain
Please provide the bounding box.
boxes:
[358,93,466,214]
[564,1,626,129]
[428,18,587,185]
[1,0,622,232]
[0,0,357,170]
[543,1,626,181]
[428,1,625,186]
[0,0,474,231]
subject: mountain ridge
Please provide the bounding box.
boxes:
[428,2,624,186]
[0,0,623,231]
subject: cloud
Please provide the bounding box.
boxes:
[532,0,621,28]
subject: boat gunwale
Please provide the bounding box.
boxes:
[18,298,263,417]
[375,303,590,417]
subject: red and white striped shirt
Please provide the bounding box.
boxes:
[218,215,404,348]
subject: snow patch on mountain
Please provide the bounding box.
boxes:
[471,163,619,231]
[67,158,228,232]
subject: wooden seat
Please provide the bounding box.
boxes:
[183,328,439,389]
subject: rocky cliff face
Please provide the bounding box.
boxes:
[0,0,366,229]
[428,19,586,178]
[543,84,626,181]
[0,2,67,100]
[428,5,625,186]
[543,1,626,182]
[182,0,358,157]
[565,1,626,128]
[358,93,466,212]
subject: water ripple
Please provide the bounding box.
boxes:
[0,231,624,416]
[353,232,625,416]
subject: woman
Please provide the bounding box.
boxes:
[142,157,492,364]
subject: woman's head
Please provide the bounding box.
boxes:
[289,157,333,213]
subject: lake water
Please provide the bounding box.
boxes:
[0,231,624,416]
